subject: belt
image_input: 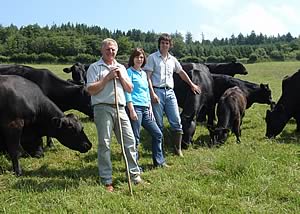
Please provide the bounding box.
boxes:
[95,103,125,108]
[153,86,172,90]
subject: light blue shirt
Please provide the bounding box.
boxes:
[125,67,150,107]
[143,50,182,89]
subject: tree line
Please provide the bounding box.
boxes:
[0,23,300,64]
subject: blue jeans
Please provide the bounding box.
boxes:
[93,104,140,185]
[152,88,183,133]
[129,106,165,166]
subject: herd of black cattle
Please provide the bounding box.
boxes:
[0,61,299,176]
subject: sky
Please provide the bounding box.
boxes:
[1,0,299,41]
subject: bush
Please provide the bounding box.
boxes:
[0,55,9,63]
[238,58,249,64]
[254,47,269,61]
[10,53,39,63]
[270,50,285,61]
[179,55,202,63]
[75,54,98,64]
[296,51,300,61]
[224,54,237,62]
[57,56,76,64]
[207,55,225,63]
[10,53,25,63]
[284,52,295,61]
[248,53,258,63]
[37,53,58,63]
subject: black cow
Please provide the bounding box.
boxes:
[210,86,247,145]
[198,74,273,123]
[174,63,215,148]
[63,62,90,85]
[0,75,92,176]
[212,74,272,109]
[0,64,93,117]
[181,62,248,77]
[0,64,93,155]
[265,70,300,138]
[204,61,248,76]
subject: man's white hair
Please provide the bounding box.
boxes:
[101,38,118,50]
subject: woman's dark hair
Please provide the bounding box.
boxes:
[128,48,147,68]
[158,33,173,49]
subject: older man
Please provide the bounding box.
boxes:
[86,38,142,192]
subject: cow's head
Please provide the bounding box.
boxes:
[181,116,196,148]
[257,83,273,105]
[231,62,248,75]
[52,113,92,152]
[63,62,86,85]
[265,104,288,138]
[210,127,230,145]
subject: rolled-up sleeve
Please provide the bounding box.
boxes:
[86,63,98,88]
[174,58,183,73]
[143,54,154,73]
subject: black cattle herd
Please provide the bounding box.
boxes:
[0,61,299,175]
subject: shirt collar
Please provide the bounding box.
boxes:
[130,66,142,72]
[97,58,119,68]
[157,50,171,59]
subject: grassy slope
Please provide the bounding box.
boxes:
[0,62,299,213]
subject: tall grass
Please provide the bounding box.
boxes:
[0,62,300,213]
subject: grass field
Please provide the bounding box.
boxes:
[0,62,300,213]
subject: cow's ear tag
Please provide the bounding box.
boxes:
[52,117,62,128]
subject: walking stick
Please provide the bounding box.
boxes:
[113,78,133,196]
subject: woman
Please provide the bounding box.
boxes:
[125,48,168,168]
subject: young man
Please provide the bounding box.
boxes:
[86,38,142,192]
[144,33,201,157]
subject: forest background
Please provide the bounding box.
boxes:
[1,23,300,64]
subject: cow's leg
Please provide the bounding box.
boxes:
[5,129,23,176]
[295,116,300,132]
[46,136,54,148]
[207,103,216,127]
[196,108,207,123]
[233,118,241,144]
[32,138,44,158]
[21,137,44,158]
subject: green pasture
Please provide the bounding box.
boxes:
[0,62,300,213]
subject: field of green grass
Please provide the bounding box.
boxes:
[0,62,300,213]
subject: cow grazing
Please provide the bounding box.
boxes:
[0,64,93,156]
[174,63,215,148]
[265,70,300,138]
[198,74,273,123]
[204,61,248,76]
[0,75,92,176]
[210,86,247,145]
[63,62,90,85]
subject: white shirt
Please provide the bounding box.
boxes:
[144,50,182,89]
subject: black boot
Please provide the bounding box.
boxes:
[173,132,183,157]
